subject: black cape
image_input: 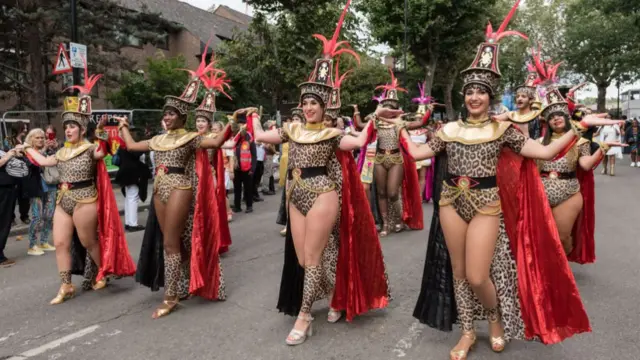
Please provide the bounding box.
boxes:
[134,201,165,291]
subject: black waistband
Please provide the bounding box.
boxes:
[445,174,497,190]
[376,148,400,155]
[156,166,185,175]
[540,171,576,179]
[58,180,94,190]
[288,166,327,180]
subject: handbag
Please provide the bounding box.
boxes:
[6,156,29,178]
[42,165,60,184]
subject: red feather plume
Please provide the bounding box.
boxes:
[333,59,353,89]
[311,0,360,64]
[485,0,528,43]
[531,44,562,85]
[375,67,408,93]
[179,36,217,79]
[63,56,102,95]
[199,56,233,101]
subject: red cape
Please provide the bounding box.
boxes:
[189,149,223,299]
[213,149,232,254]
[331,150,389,321]
[399,135,424,230]
[95,160,137,280]
[497,148,591,344]
[568,167,595,264]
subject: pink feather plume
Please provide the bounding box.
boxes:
[375,67,408,93]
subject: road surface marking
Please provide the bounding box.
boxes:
[391,320,425,358]
[6,325,99,360]
[0,332,18,343]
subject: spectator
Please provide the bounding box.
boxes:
[4,121,30,225]
[0,148,18,267]
[233,131,257,213]
[261,120,277,196]
[626,119,640,167]
[253,141,266,203]
[599,116,623,176]
[23,129,57,256]
[115,129,151,232]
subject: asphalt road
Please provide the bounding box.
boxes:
[1,160,639,360]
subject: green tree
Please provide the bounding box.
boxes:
[564,0,640,111]
[0,0,177,121]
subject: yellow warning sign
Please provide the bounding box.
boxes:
[64,96,78,111]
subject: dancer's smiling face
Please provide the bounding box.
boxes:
[195,117,209,134]
[464,85,490,118]
[302,95,324,123]
[549,113,568,133]
[163,109,184,130]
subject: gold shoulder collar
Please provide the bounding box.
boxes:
[577,137,590,147]
[55,141,94,162]
[284,122,342,144]
[437,120,512,145]
[149,130,200,151]
[508,109,541,124]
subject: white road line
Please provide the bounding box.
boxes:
[391,320,426,358]
[7,325,99,360]
[0,331,18,342]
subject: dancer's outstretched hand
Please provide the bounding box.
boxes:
[375,107,404,119]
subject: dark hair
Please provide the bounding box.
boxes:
[542,112,571,145]
[46,124,57,134]
[301,94,325,108]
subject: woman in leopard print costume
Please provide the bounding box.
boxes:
[20,69,136,305]
[118,55,233,319]
[381,4,591,358]
[253,0,389,345]
[353,70,429,236]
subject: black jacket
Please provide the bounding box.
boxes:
[22,157,44,199]
[115,149,151,202]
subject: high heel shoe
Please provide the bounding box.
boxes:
[285,314,314,346]
[488,310,506,353]
[93,278,107,290]
[449,330,476,360]
[152,298,179,319]
[327,308,343,323]
[50,284,75,305]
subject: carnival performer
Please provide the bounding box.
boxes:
[379,2,592,358]
[353,70,427,236]
[18,64,136,304]
[194,66,234,254]
[120,44,235,319]
[277,108,303,237]
[252,0,389,345]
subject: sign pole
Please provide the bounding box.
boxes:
[70,0,80,95]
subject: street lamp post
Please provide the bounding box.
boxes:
[403,0,408,108]
[70,0,80,94]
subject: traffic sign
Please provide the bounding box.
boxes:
[69,42,87,69]
[52,43,72,75]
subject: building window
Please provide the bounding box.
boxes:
[115,30,143,48]
[157,33,169,50]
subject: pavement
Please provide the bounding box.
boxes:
[0,160,639,360]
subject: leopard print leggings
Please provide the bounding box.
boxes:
[82,253,98,290]
[59,270,72,285]
[301,265,329,313]
[452,217,525,341]
[164,252,181,298]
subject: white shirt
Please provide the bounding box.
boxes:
[256,143,266,161]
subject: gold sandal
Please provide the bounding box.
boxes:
[152,298,179,319]
[450,330,476,360]
[488,310,506,353]
[50,284,76,305]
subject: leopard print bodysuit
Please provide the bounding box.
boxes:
[539,140,590,207]
[427,121,528,340]
[56,145,98,215]
[375,123,403,169]
[150,134,226,300]
[152,136,201,203]
[428,126,526,222]
[280,127,343,303]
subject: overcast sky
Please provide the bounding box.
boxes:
[181,0,636,100]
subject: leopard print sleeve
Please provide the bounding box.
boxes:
[578,141,591,157]
[502,126,527,154]
[427,135,446,154]
[191,135,203,150]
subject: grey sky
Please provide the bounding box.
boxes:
[181,0,634,100]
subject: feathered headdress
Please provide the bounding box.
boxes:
[372,91,386,104]
[534,50,569,120]
[61,56,102,128]
[299,0,359,105]
[195,56,232,122]
[164,37,216,115]
[326,59,354,119]
[461,0,528,94]
[531,44,562,86]
[376,67,407,108]
[412,81,435,105]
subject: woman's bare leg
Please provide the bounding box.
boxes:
[289,191,339,338]
[52,206,74,278]
[601,155,608,174]
[418,167,426,199]
[439,206,476,353]
[288,204,307,267]
[552,193,584,254]
[73,202,100,267]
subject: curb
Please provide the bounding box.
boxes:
[9,203,151,238]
